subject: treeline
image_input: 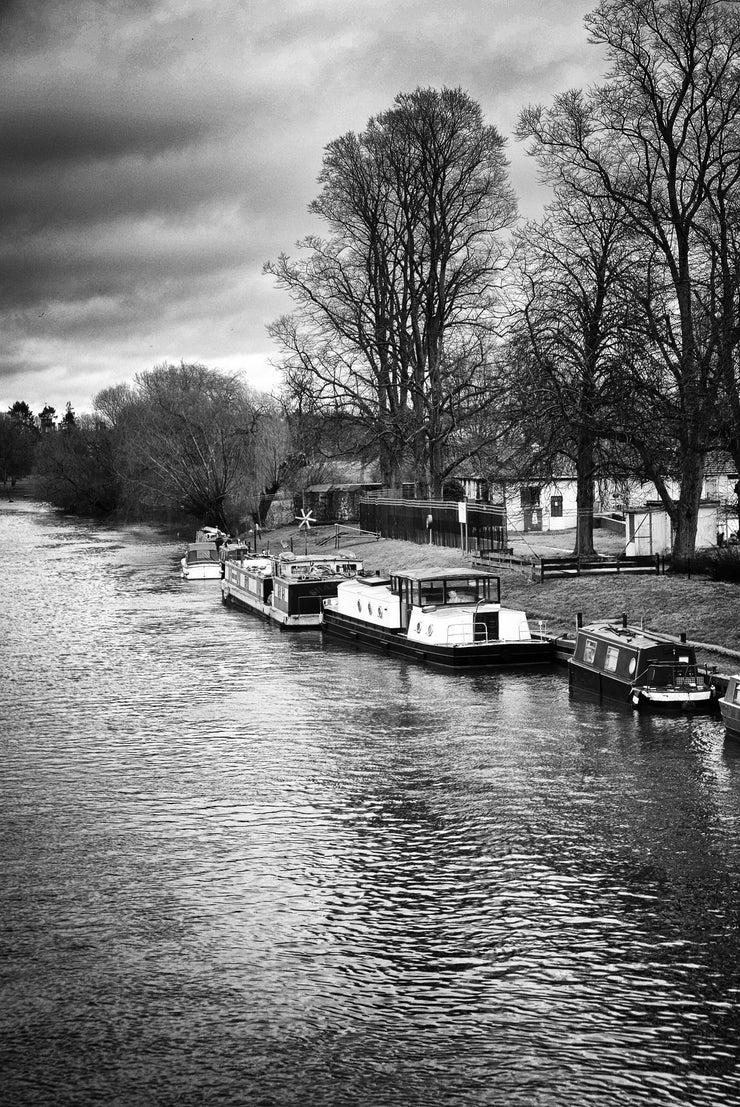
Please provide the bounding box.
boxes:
[5,0,740,559]
[1,364,306,534]
[265,0,740,559]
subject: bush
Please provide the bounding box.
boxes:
[677,545,740,581]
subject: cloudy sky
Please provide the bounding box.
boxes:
[1,0,604,417]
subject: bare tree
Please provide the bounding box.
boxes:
[509,191,644,554]
[266,86,517,496]
[518,0,740,558]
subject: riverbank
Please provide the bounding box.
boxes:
[264,522,740,671]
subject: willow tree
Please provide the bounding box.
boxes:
[518,0,740,559]
[265,86,517,496]
[95,363,275,532]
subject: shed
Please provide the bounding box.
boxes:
[302,483,383,523]
[625,500,720,556]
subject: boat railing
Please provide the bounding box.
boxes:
[635,662,707,690]
[446,622,478,644]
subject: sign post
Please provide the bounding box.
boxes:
[457,501,468,553]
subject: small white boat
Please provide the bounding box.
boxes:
[180,541,223,580]
[719,675,740,739]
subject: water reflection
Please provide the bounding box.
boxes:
[2,500,740,1105]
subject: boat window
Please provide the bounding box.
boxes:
[419,580,445,605]
[445,581,478,604]
[604,646,620,672]
[734,684,740,705]
[584,638,597,664]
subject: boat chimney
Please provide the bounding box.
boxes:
[680,632,687,643]
[576,612,583,628]
[622,612,627,628]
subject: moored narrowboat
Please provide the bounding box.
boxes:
[222,549,364,628]
[718,675,740,739]
[221,554,274,615]
[568,621,717,711]
[321,567,553,669]
[270,551,363,628]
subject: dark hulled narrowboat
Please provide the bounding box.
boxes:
[568,621,717,711]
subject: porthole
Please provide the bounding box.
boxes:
[416,621,422,633]
[357,600,362,612]
[378,606,383,618]
[368,602,373,615]
[628,658,637,675]
[427,625,434,637]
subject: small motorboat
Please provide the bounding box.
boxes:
[180,541,223,580]
[718,675,740,739]
[568,620,717,711]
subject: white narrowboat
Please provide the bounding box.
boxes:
[321,568,553,669]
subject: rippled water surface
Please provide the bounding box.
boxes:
[3,501,740,1106]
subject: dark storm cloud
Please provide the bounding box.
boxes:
[0,104,208,166]
[0,0,601,414]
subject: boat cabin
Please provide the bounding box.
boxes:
[389,568,501,610]
[271,552,364,620]
[329,567,537,647]
[184,542,220,568]
[572,623,699,687]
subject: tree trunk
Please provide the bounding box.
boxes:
[671,452,705,561]
[573,434,596,558]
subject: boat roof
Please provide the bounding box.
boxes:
[392,567,498,582]
[577,621,684,651]
[277,551,361,563]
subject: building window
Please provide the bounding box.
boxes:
[551,495,563,518]
[520,486,540,509]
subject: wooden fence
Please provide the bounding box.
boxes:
[359,497,508,551]
[539,553,662,581]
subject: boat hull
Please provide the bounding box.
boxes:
[322,608,554,669]
[569,663,716,713]
[719,678,740,738]
[222,580,273,621]
[181,562,222,580]
[222,575,326,628]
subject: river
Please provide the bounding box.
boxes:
[2,499,740,1106]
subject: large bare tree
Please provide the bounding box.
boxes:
[518,0,740,558]
[509,191,645,555]
[266,86,517,496]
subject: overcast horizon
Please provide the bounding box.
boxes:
[1,0,602,418]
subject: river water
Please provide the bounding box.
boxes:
[2,499,740,1106]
